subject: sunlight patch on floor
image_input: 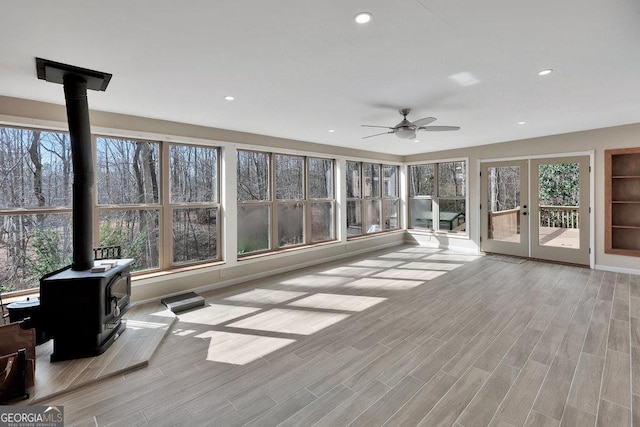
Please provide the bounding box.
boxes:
[287,293,386,312]
[277,275,351,288]
[227,308,349,335]
[224,288,307,304]
[342,277,425,290]
[373,269,447,281]
[319,266,383,277]
[398,262,464,271]
[196,331,295,365]
[348,259,406,268]
[178,304,261,326]
[426,254,482,262]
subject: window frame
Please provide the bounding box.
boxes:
[237,149,336,257]
[346,160,400,238]
[408,158,468,235]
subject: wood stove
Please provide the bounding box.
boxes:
[34,59,132,361]
[40,260,133,361]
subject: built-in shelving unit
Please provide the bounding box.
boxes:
[605,147,640,256]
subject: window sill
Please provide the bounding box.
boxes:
[132,260,225,282]
[407,228,470,239]
[238,240,340,261]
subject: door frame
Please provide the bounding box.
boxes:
[477,150,594,268]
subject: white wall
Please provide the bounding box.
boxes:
[405,123,640,275]
[0,96,406,303]
[1,96,639,302]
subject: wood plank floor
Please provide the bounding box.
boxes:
[27,302,175,404]
[38,245,639,426]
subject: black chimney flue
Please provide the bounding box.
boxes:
[64,76,94,271]
[36,58,112,271]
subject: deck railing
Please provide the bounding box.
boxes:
[488,207,520,240]
[539,205,579,229]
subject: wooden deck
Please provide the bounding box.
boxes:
[493,226,581,249]
[36,245,639,426]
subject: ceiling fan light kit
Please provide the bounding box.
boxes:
[362,108,461,140]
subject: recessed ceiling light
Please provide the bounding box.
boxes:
[224,96,235,101]
[413,140,420,143]
[518,121,526,125]
[538,69,553,76]
[354,12,372,24]
[328,129,335,133]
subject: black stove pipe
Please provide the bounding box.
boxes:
[35,59,112,271]
[63,75,94,271]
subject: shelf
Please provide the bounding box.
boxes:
[606,147,640,256]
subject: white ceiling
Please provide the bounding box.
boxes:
[1,0,640,156]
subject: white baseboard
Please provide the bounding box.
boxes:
[594,264,640,276]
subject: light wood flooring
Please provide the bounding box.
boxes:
[27,301,175,404]
[39,245,640,426]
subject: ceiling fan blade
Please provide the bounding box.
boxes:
[361,125,394,129]
[362,131,394,139]
[418,126,461,132]
[412,117,437,127]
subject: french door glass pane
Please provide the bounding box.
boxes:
[538,162,580,248]
[487,166,521,242]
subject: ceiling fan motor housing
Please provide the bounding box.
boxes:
[395,125,416,139]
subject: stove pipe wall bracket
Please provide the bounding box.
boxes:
[36,58,112,271]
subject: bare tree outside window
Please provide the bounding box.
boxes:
[96,137,160,271]
[0,127,73,292]
[170,144,219,265]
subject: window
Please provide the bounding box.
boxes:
[237,150,335,255]
[346,161,400,237]
[0,126,73,292]
[96,137,161,271]
[237,150,271,254]
[169,144,219,265]
[409,160,467,233]
[97,137,222,272]
[308,158,335,243]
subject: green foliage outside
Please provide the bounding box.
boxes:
[99,220,149,271]
[27,227,71,281]
[538,163,580,206]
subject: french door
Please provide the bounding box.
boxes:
[480,156,590,265]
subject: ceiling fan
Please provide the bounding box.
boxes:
[362,108,460,139]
